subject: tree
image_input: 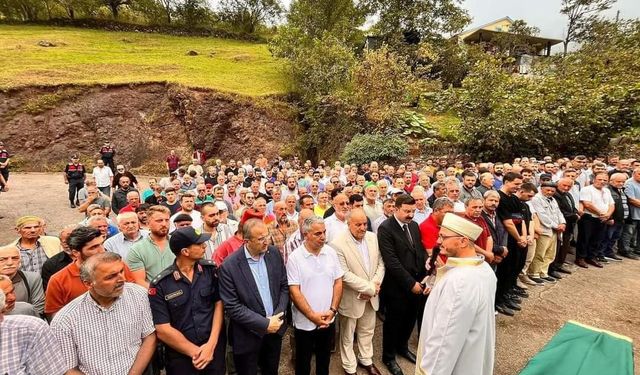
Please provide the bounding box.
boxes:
[218,0,282,34]
[351,46,418,130]
[286,0,367,43]
[174,0,212,27]
[366,0,470,44]
[560,0,615,55]
[102,0,130,18]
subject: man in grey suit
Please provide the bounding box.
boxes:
[330,209,385,375]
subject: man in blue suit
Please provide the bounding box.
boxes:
[219,218,289,375]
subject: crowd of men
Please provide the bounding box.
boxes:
[1,146,640,375]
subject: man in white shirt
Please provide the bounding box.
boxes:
[169,193,203,232]
[576,172,615,268]
[325,193,350,243]
[287,216,343,375]
[412,187,432,225]
[92,159,113,196]
[416,213,496,375]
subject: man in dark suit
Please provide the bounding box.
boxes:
[551,177,580,272]
[378,194,427,375]
[218,219,289,375]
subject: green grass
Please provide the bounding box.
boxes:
[0,25,286,96]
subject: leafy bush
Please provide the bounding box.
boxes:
[340,133,408,166]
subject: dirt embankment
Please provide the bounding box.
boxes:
[0,83,297,172]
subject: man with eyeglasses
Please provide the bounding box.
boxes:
[219,219,289,375]
[416,213,496,375]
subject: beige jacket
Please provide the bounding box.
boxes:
[330,231,385,319]
[10,236,62,259]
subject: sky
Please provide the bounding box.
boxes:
[279,0,640,42]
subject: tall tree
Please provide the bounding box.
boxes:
[219,0,282,34]
[286,0,368,42]
[367,0,470,43]
[560,0,616,55]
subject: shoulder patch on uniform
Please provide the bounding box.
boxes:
[148,287,157,296]
[198,259,216,267]
[150,268,174,285]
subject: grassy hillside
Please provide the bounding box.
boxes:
[0,25,286,96]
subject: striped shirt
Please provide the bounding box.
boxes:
[283,231,303,265]
[0,314,66,375]
[51,283,155,375]
[204,223,233,259]
[16,240,49,273]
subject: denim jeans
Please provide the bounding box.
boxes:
[599,222,623,257]
[619,220,640,254]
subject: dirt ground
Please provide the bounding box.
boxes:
[1,172,638,375]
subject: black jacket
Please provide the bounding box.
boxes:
[553,191,579,222]
[608,186,629,224]
[377,217,426,302]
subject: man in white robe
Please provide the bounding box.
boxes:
[416,213,497,375]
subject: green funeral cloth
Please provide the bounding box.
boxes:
[519,320,634,375]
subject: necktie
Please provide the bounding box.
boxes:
[403,224,414,247]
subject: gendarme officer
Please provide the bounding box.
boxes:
[64,154,85,208]
[99,142,116,172]
[149,226,226,375]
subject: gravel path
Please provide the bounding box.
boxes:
[1,172,638,375]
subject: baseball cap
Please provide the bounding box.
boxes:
[214,201,227,211]
[169,227,211,253]
[389,188,404,195]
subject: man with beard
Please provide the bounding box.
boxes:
[495,173,529,316]
[459,171,482,204]
[378,194,426,375]
[111,176,138,215]
[169,193,203,232]
[201,202,233,259]
[45,226,136,318]
[325,194,350,243]
[52,252,156,375]
[482,190,509,267]
[127,205,175,287]
[416,214,496,375]
[268,201,298,258]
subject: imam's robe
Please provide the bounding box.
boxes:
[416,256,497,375]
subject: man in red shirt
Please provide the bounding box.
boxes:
[419,197,454,253]
[45,226,135,319]
[463,197,495,263]
[165,150,180,176]
[118,191,141,213]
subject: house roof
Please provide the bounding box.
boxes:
[455,16,515,39]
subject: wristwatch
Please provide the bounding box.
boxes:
[329,307,338,315]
